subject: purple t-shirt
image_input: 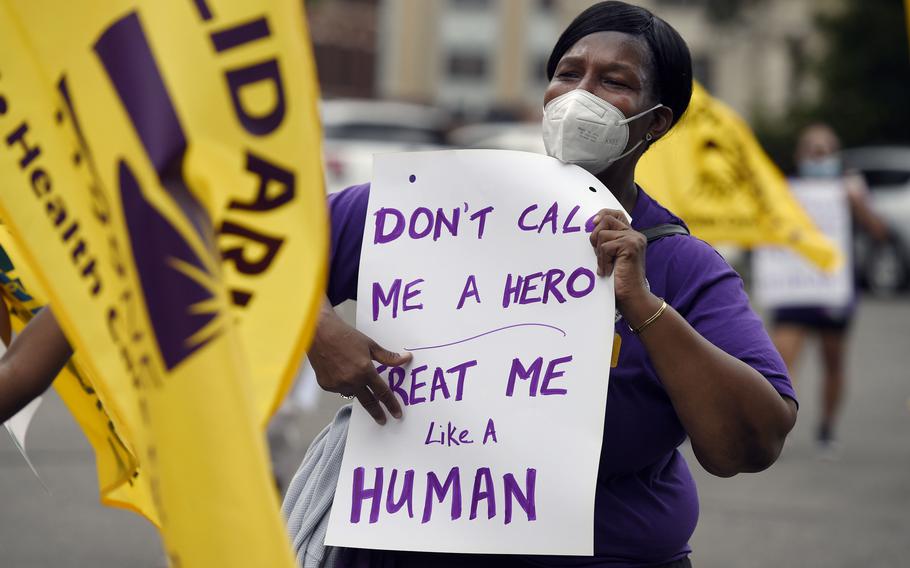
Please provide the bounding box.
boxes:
[327,183,796,568]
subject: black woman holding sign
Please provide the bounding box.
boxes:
[307,2,797,567]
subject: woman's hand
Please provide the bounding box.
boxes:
[589,209,658,326]
[308,299,411,425]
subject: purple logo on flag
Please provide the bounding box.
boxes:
[96,12,221,371]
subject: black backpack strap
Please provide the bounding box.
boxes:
[641,223,690,244]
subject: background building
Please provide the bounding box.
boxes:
[307,0,380,98]
[361,0,841,121]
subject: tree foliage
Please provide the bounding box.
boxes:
[812,0,910,148]
[702,0,764,23]
[756,0,910,170]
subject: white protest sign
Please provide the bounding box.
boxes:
[753,178,853,308]
[326,150,624,555]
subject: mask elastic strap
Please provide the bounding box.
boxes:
[607,138,646,165]
[617,103,664,126]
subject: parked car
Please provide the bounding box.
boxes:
[320,99,451,193]
[843,146,910,294]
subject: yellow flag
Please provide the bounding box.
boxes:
[0,0,327,565]
[638,83,841,271]
[0,226,156,520]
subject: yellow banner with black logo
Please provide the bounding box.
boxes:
[638,83,841,271]
[0,225,156,520]
[0,0,327,565]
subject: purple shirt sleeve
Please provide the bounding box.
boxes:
[661,236,797,404]
[326,183,370,306]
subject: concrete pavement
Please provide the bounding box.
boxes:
[686,297,910,567]
[0,389,162,567]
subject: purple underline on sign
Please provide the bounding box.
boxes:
[404,323,567,352]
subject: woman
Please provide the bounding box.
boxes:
[308,2,797,566]
[772,123,888,455]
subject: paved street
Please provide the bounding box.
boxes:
[687,297,910,567]
[1,297,908,567]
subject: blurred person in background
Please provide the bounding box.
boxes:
[771,123,889,456]
[303,2,797,567]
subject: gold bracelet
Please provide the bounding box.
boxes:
[630,299,668,335]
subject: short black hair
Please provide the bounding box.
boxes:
[546,1,693,128]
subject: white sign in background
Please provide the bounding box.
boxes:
[325,150,624,555]
[753,178,853,309]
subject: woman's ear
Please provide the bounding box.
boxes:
[647,106,674,144]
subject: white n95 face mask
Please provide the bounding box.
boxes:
[542,89,662,174]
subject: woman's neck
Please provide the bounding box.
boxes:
[596,161,639,214]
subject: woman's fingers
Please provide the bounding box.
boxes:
[371,343,412,367]
[589,211,631,245]
[369,341,409,421]
[597,240,623,277]
[591,208,626,225]
[589,208,640,277]
[592,229,627,248]
[353,368,405,425]
[590,214,639,277]
[355,386,388,425]
[369,370,403,420]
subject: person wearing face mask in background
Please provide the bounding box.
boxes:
[293,3,797,566]
[771,123,889,458]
